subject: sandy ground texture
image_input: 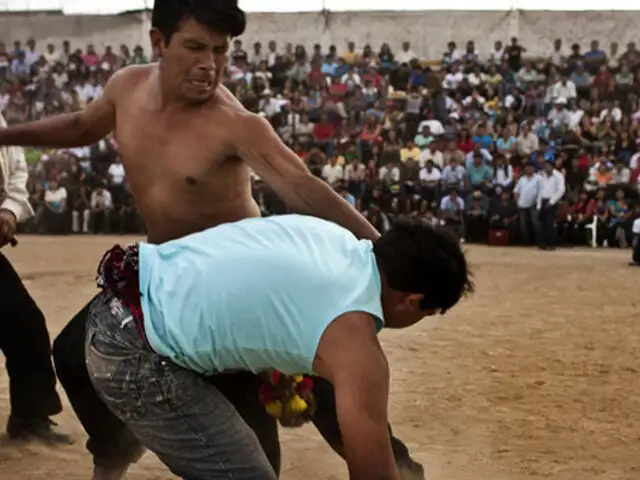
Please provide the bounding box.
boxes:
[0,236,639,480]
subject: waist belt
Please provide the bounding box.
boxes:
[96,243,148,345]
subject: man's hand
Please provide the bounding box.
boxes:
[0,209,17,247]
[313,312,400,480]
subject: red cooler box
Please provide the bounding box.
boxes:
[488,229,510,246]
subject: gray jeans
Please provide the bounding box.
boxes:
[85,292,277,479]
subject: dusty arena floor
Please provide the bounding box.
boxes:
[0,236,639,480]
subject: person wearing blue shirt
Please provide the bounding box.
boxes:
[583,40,607,74]
[472,124,494,150]
[86,214,472,480]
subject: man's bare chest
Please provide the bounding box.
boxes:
[114,111,231,184]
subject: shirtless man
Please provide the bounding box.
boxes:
[0,1,422,479]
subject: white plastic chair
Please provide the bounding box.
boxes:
[584,217,598,248]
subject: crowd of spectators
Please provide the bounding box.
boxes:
[1,34,640,260]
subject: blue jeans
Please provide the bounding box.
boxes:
[85,292,277,479]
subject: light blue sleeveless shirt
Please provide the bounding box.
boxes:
[138,215,383,376]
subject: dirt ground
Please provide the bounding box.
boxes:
[1,236,639,480]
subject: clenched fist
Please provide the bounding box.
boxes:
[0,209,17,248]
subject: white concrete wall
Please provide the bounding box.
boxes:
[0,9,636,60]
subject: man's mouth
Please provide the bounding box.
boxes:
[189,79,213,89]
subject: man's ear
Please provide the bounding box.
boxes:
[149,28,165,60]
[403,293,424,313]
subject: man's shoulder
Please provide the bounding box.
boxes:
[106,64,155,100]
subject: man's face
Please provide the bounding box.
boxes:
[151,18,229,104]
[381,289,438,329]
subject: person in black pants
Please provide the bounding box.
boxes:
[54,299,425,479]
[0,119,71,443]
[0,252,72,443]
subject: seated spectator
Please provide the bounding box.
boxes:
[465,143,492,169]
[441,157,466,192]
[568,190,596,245]
[400,140,421,163]
[607,188,633,247]
[467,152,493,193]
[464,189,489,242]
[593,188,611,246]
[71,185,90,234]
[493,154,514,192]
[90,185,114,234]
[321,155,344,187]
[472,124,494,151]
[594,162,613,187]
[419,160,441,205]
[312,113,335,157]
[516,123,539,159]
[401,157,421,210]
[41,179,67,234]
[413,124,433,150]
[419,141,444,169]
[489,190,519,240]
[358,114,383,158]
[439,189,465,241]
[496,129,517,161]
[611,160,631,185]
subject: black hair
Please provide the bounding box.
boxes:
[152,0,246,45]
[373,217,473,312]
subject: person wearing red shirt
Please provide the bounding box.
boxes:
[569,190,596,244]
[457,129,473,154]
[312,113,334,157]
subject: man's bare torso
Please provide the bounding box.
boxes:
[112,65,261,243]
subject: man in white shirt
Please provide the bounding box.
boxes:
[396,41,418,65]
[516,123,539,157]
[321,157,344,186]
[90,186,114,234]
[0,111,71,444]
[537,160,566,250]
[419,144,444,169]
[546,76,577,103]
[419,161,441,203]
[108,159,126,185]
[442,63,465,91]
[547,98,572,128]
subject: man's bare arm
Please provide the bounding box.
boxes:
[313,313,400,480]
[229,102,379,241]
[0,69,125,148]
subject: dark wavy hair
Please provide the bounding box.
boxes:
[152,0,247,45]
[373,217,473,312]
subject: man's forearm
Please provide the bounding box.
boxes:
[289,175,380,241]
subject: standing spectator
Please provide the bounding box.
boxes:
[537,160,566,250]
[0,112,71,444]
[514,163,541,245]
[630,214,640,266]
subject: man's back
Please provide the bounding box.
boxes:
[139,214,383,376]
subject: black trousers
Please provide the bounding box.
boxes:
[53,296,415,472]
[0,253,62,419]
